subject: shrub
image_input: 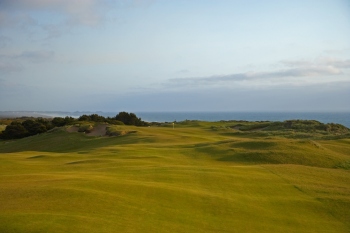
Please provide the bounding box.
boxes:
[0,122,28,139]
[52,117,66,127]
[78,124,93,133]
[22,120,47,136]
[115,112,149,126]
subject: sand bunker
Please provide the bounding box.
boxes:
[66,126,79,133]
[87,124,108,136]
[66,124,108,136]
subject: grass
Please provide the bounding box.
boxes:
[0,121,349,232]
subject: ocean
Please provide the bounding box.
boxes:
[133,112,350,128]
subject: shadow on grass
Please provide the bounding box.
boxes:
[0,130,154,153]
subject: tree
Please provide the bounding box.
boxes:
[0,122,28,139]
[78,115,91,121]
[115,112,148,126]
[64,116,75,125]
[52,117,66,127]
[22,120,47,136]
[51,116,75,127]
[36,117,53,130]
[89,114,106,122]
[115,112,131,125]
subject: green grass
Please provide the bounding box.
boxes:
[0,122,349,232]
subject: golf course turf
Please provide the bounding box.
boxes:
[0,121,349,232]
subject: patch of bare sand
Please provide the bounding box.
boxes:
[86,124,108,136]
[66,126,79,133]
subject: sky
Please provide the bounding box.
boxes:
[0,0,350,112]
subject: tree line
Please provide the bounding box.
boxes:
[0,112,148,140]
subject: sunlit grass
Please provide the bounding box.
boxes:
[0,125,6,132]
[0,122,349,232]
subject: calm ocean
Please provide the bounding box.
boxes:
[132,112,350,128]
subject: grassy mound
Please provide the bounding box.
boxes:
[227,120,350,138]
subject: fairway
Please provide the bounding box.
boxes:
[0,122,350,232]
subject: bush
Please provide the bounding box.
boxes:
[52,117,66,127]
[0,118,53,139]
[78,114,106,122]
[22,120,47,136]
[78,124,93,133]
[106,126,137,136]
[115,112,148,126]
[0,122,28,139]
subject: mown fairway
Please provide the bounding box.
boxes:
[0,122,350,232]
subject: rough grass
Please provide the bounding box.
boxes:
[106,125,137,136]
[0,124,6,133]
[0,121,349,232]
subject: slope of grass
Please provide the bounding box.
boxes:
[0,121,349,232]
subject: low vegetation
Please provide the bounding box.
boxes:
[0,112,148,139]
[106,125,137,136]
[0,119,349,232]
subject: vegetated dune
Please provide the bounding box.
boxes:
[0,120,349,233]
[66,124,135,137]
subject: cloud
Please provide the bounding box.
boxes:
[167,58,349,89]
[0,0,156,39]
[281,57,350,69]
[96,80,350,112]
[318,57,350,69]
[168,67,342,87]
[0,0,115,40]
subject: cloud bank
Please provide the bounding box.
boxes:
[167,58,350,88]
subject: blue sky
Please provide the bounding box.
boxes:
[0,0,350,112]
